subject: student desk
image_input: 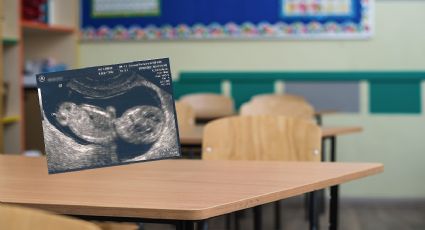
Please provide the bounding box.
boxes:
[320,126,363,161]
[179,125,363,161]
[196,110,336,125]
[314,110,337,126]
[195,113,235,124]
[179,125,363,224]
[0,155,382,230]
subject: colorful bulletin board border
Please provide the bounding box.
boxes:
[81,0,373,41]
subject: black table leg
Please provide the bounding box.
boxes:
[329,136,338,230]
[138,223,145,230]
[305,137,329,221]
[274,201,281,230]
[330,136,336,162]
[177,220,196,230]
[321,137,327,161]
[225,214,232,230]
[253,206,262,230]
[315,114,323,126]
[235,211,242,230]
[197,220,207,230]
[176,221,184,230]
[316,137,327,215]
[180,144,203,159]
[309,191,319,230]
[329,185,339,230]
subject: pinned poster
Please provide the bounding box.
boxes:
[37,58,181,174]
[92,0,160,17]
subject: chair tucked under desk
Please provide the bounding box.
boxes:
[202,115,322,230]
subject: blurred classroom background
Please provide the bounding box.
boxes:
[1,0,425,229]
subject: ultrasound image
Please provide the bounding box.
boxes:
[37,58,180,173]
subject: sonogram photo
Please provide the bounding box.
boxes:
[36,58,180,173]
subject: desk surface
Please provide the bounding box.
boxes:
[179,126,205,145]
[179,125,362,145]
[196,110,336,120]
[0,155,382,220]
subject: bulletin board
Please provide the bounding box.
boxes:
[80,0,373,41]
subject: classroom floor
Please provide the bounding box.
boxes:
[136,197,425,230]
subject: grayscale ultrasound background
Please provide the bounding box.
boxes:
[37,59,180,174]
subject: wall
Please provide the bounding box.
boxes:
[79,1,425,198]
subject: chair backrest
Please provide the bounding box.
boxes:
[240,99,315,120]
[202,115,321,161]
[175,101,195,131]
[0,204,101,230]
[179,93,235,119]
[251,93,306,104]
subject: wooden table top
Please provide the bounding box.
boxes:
[0,155,382,220]
[179,126,205,145]
[314,110,338,116]
[179,125,363,145]
[196,110,336,120]
[321,126,363,138]
[195,112,235,120]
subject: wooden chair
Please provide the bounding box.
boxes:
[240,98,315,120]
[175,101,201,158]
[0,204,101,230]
[202,115,321,161]
[179,93,235,122]
[202,115,322,229]
[175,101,195,131]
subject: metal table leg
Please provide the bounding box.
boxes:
[315,114,323,126]
[274,201,281,230]
[177,220,197,230]
[329,185,339,230]
[225,214,232,230]
[235,211,242,230]
[329,136,338,230]
[330,136,336,162]
[197,220,207,230]
[253,206,262,230]
[309,191,319,230]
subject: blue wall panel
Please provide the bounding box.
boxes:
[285,81,360,113]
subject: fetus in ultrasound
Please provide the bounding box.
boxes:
[54,103,166,146]
[114,105,165,145]
[54,102,117,144]
[38,59,180,173]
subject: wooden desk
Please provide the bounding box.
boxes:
[0,155,382,230]
[195,112,235,125]
[179,125,362,146]
[179,125,204,146]
[195,110,337,125]
[179,125,363,222]
[322,126,363,138]
[314,110,338,125]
